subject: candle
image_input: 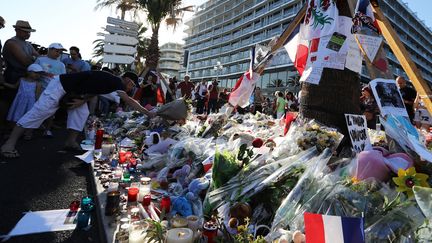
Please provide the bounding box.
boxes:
[203,221,218,243]
[171,217,188,228]
[94,129,104,150]
[160,194,171,214]
[186,215,200,232]
[107,182,119,192]
[138,177,151,202]
[102,143,114,158]
[166,228,193,243]
[105,191,120,216]
[128,188,139,202]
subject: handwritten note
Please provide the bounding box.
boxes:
[345,35,363,73]
[345,114,372,153]
[356,34,382,61]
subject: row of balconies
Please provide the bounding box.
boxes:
[185,0,301,46]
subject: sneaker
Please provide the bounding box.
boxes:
[44,130,54,138]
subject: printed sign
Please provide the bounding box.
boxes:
[345,114,372,153]
[326,32,347,52]
[369,79,408,117]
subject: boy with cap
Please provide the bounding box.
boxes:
[1,70,155,158]
[35,43,67,137]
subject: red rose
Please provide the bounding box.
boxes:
[252,138,264,148]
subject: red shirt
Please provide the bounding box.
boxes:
[209,85,219,99]
[178,81,194,99]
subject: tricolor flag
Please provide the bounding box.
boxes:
[352,0,380,34]
[249,46,255,79]
[151,70,167,105]
[304,213,365,243]
[283,25,309,76]
[228,71,259,108]
[202,154,214,173]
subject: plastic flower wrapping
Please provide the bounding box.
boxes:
[83,105,432,242]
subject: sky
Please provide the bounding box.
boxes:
[0,0,205,61]
[0,0,430,61]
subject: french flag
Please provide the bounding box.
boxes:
[304,212,365,243]
[353,0,380,34]
[228,71,259,108]
[283,25,309,76]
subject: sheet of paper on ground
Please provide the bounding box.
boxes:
[5,209,77,237]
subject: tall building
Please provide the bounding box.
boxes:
[181,0,432,91]
[159,42,183,78]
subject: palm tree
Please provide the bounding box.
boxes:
[137,0,193,69]
[92,34,105,62]
[94,0,140,20]
[299,2,361,149]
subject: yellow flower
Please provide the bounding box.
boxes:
[392,167,430,198]
[351,177,360,184]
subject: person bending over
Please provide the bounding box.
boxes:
[1,71,155,158]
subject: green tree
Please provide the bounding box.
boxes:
[94,0,140,20]
[137,0,193,69]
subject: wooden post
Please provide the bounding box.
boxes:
[255,4,307,75]
[372,3,432,115]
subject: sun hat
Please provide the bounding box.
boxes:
[13,20,35,32]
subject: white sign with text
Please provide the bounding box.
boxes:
[345,114,372,153]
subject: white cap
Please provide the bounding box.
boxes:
[48,43,66,50]
[27,64,44,73]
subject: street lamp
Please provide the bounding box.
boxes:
[213,61,223,81]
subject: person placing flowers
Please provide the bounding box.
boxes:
[1,71,155,158]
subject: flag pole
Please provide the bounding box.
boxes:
[254,4,307,75]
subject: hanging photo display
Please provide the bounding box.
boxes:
[345,114,372,153]
[369,78,408,117]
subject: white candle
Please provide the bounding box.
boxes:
[102,143,114,158]
[138,177,151,202]
[166,228,193,243]
[171,217,188,228]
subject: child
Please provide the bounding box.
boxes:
[275,91,287,119]
[6,64,45,140]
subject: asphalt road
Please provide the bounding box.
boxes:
[0,129,101,243]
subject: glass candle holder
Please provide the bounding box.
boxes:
[128,187,139,202]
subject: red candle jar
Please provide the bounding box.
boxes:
[203,221,218,243]
[142,195,151,207]
[119,151,132,164]
[128,187,139,202]
[69,200,80,212]
[160,195,171,214]
[94,129,104,149]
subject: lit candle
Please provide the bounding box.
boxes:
[166,228,193,243]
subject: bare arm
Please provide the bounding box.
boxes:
[117,90,155,117]
[4,40,37,66]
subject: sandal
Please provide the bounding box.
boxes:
[1,149,20,158]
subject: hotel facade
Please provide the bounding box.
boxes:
[180,0,432,91]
